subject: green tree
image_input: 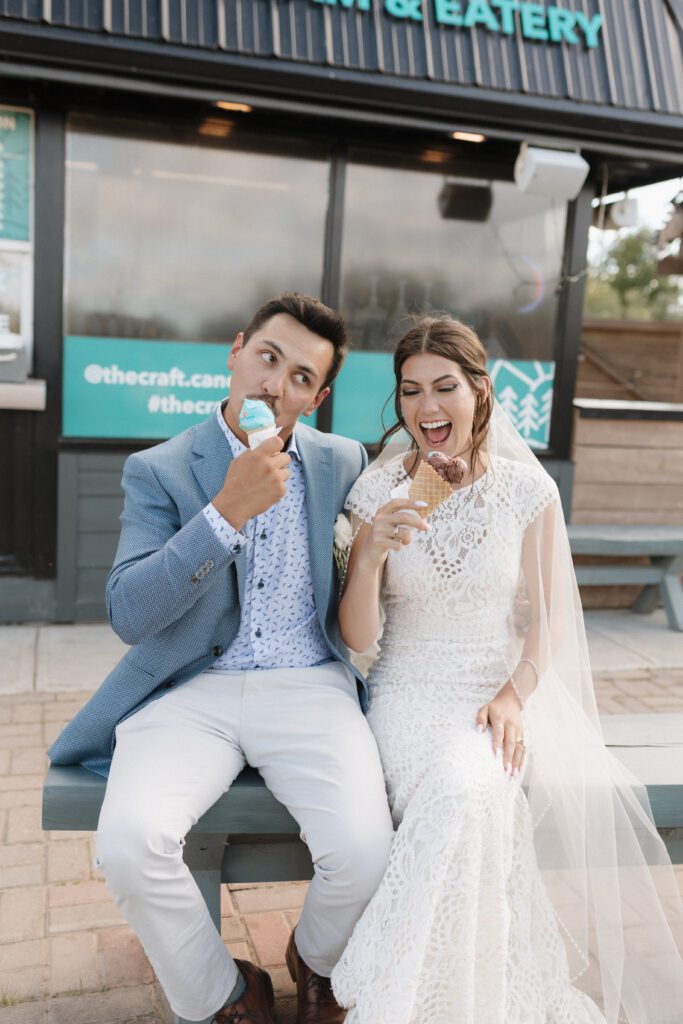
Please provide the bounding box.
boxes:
[585,229,682,321]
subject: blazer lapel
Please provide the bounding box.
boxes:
[296,427,335,622]
[191,413,247,604]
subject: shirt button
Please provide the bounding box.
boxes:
[257,580,264,589]
[255,628,262,639]
[212,645,223,657]
[260,530,267,540]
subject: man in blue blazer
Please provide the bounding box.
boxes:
[48,294,394,1024]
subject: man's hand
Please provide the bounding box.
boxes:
[211,435,291,532]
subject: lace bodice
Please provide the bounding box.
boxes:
[345,454,558,695]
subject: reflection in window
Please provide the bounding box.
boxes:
[64,116,329,345]
[339,163,567,361]
[334,160,567,447]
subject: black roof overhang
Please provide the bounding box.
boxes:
[1,20,681,192]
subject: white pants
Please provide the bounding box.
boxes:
[94,663,394,1022]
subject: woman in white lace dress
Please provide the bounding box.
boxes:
[330,316,683,1024]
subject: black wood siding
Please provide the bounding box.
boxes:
[0,1,681,117]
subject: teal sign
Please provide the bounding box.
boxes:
[0,110,32,243]
[63,336,319,439]
[64,337,553,447]
[489,358,554,449]
[333,351,554,449]
[310,0,604,47]
[63,337,232,439]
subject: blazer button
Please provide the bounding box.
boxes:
[165,679,175,689]
[212,645,223,657]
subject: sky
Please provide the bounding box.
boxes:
[632,177,682,232]
[588,176,682,266]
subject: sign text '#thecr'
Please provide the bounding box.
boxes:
[310,0,605,49]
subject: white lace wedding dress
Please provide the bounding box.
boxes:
[330,454,605,1024]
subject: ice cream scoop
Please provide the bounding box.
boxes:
[240,398,275,432]
[427,451,468,485]
[239,398,281,449]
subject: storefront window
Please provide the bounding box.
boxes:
[334,158,567,448]
[63,115,329,438]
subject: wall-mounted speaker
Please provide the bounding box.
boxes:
[514,144,589,201]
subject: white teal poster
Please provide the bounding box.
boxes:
[488,359,554,449]
[63,336,233,439]
[63,336,319,438]
[64,337,553,447]
[333,351,554,449]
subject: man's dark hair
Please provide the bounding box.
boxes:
[242,293,349,390]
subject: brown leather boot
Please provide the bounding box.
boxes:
[213,959,276,1023]
[285,931,345,1024]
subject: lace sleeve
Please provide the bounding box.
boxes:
[518,464,561,532]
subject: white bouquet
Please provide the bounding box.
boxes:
[333,512,354,583]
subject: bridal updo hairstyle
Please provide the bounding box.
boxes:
[380,314,494,472]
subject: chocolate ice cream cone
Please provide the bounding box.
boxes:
[409,460,453,518]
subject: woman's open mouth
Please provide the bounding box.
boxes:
[420,420,452,447]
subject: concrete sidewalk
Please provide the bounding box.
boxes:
[1,612,682,1023]
[4,609,683,712]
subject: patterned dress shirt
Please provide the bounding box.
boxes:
[201,404,330,671]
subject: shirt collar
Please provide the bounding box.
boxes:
[216,401,300,461]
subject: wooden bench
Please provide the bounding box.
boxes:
[599,713,683,863]
[568,525,683,631]
[43,713,683,1023]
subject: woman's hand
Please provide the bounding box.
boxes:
[357,499,430,571]
[475,682,526,777]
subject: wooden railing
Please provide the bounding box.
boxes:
[578,320,683,404]
[570,398,683,609]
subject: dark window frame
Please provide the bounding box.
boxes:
[0,82,589,581]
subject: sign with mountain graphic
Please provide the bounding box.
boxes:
[488,359,555,449]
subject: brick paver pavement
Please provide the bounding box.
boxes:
[1,664,682,1022]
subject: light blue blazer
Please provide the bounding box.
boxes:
[48,414,368,777]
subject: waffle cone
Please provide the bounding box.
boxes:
[409,460,453,517]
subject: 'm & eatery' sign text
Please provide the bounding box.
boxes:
[310,1,604,48]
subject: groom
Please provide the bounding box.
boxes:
[48,293,394,1024]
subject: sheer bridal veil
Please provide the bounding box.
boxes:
[357,401,683,1024]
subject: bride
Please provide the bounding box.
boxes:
[330,315,683,1024]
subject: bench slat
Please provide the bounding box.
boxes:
[44,713,683,835]
[42,765,300,834]
[574,566,664,585]
[600,713,683,747]
[568,525,683,556]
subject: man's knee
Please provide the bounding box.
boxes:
[318,820,394,899]
[95,813,186,894]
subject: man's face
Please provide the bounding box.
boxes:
[225,313,334,444]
